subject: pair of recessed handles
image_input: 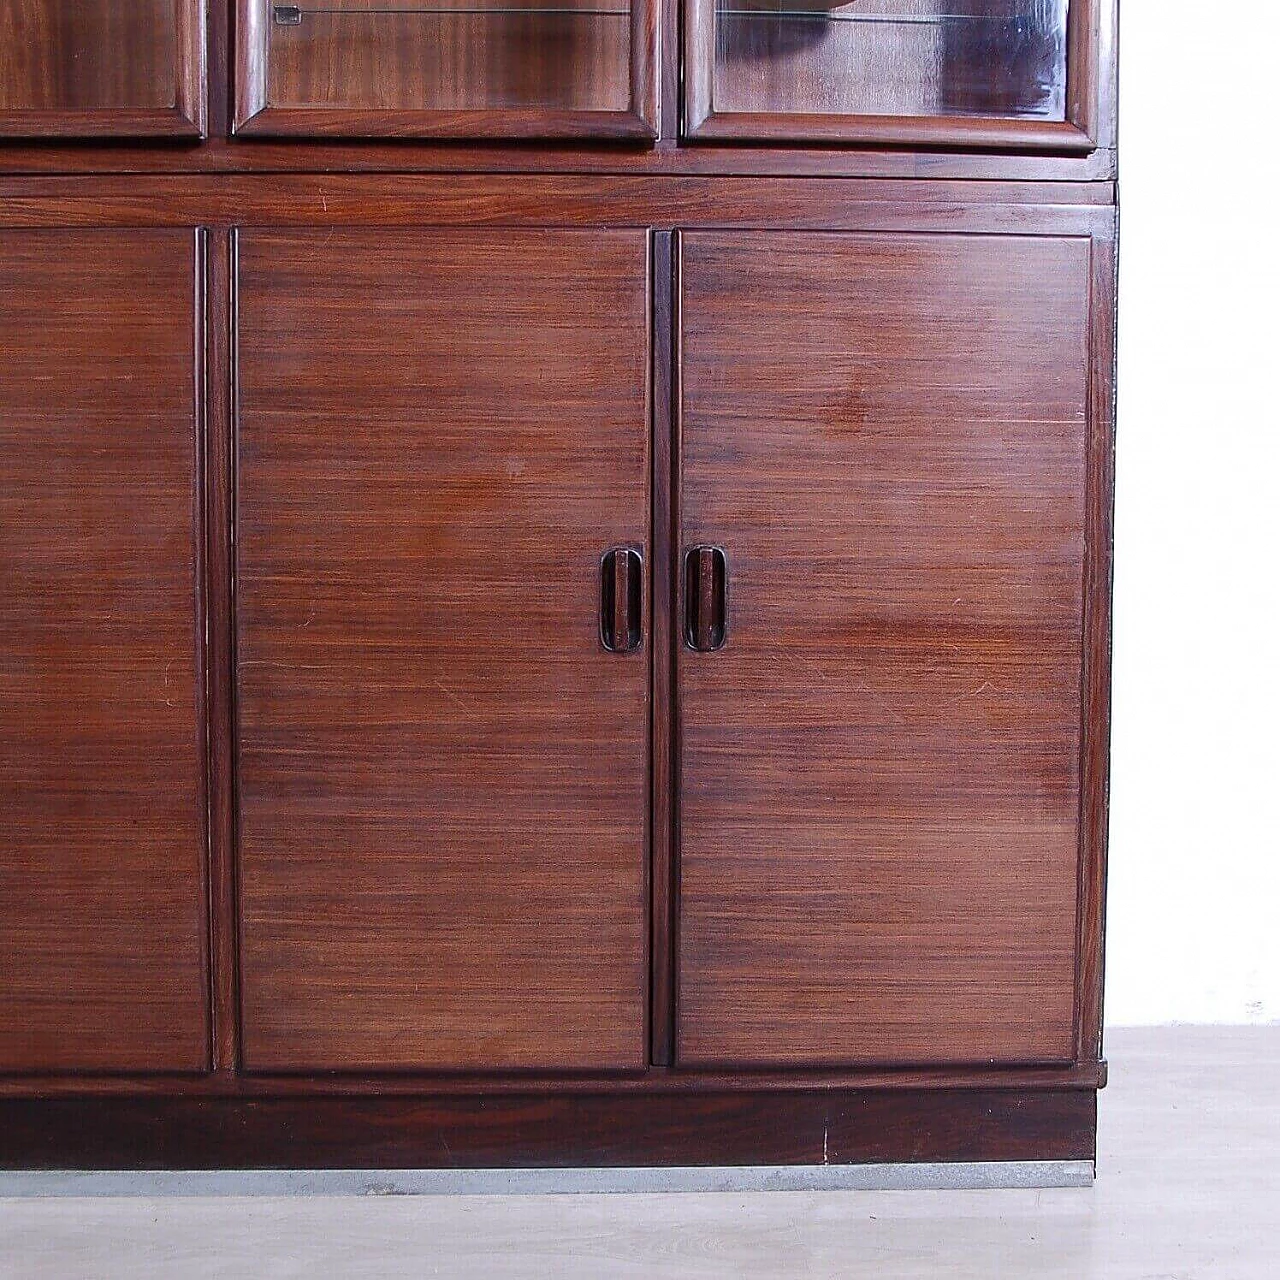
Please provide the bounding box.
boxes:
[600,546,728,654]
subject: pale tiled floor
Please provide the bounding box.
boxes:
[1,1026,1277,1279]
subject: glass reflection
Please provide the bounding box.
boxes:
[715,0,1069,120]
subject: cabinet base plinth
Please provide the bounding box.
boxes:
[0,1088,1096,1171]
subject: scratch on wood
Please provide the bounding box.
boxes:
[433,679,470,712]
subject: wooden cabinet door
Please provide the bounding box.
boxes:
[0,1,204,137]
[235,229,651,1072]
[677,231,1092,1067]
[234,0,658,138]
[0,230,208,1072]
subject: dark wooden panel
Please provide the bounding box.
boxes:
[204,228,240,1073]
[1076,220,1117,1062]
[0,1087,1096,1168]
[235,228,651,1073]
[649,230,677,1066]
[0,228,208,1072]
[0,0,204,136]
[677,230,1092,1067]
[267,5,631,112]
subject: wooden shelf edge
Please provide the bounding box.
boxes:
[0,1060,1108,1099]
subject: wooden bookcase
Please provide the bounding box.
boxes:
[0,0,1117,1172]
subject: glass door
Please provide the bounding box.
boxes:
[235,0,659,137]
[684,0,1098,149]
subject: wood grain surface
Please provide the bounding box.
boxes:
[676,230,1092,1067]
[268,4,631,113]
[0,0,204,136]
[0,1,176,110]
[234,228,652,1072]
[0,228,208,1072]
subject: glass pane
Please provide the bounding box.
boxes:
[0,1,178,111]
[267,0,632,112]
[713,0,1069,121]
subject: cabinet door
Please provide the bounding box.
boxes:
[234,0,658,137]
[0,1,204,137]
[236,229,650,1072]
[684,0,1099,149]
[677,231,1091,1067]
[0,230,207,1072]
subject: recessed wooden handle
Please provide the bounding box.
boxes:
[684,546,727,652]
[600,547,643,654]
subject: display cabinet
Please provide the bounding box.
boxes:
[0,0,1116,1179]
[0,0,205,137]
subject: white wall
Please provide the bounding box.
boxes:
[1106,2,1280,1024]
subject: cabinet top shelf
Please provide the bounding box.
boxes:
[718,8,1051,19]
[272,3,629,19]
[272,2,1056,22]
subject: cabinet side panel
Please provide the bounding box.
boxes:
[0,228,208,1073]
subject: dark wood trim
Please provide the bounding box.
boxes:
[233,0,265,130]
[649,230,676,1067]
[1069,0,1110,148]
[177,0,209,137]
[207,0,230,139]
[660,0,680,141]
[683,0,712,141]
[684,0,1102,153]
[0,106,204,140]
[193,228,214,1073]
[631,0,661,137]
[1076,216,1118,1062]
[0,175,1116,234]
[0,1088,1097,1169]
[204,228,240,1074]
[0,1,206,139]
[670,229,686,1062]
[234,107,661,142]
[232,0,660,139]
[689,115,1095,154]
[0,139,1117,183]
[0,1060,1107,1098]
